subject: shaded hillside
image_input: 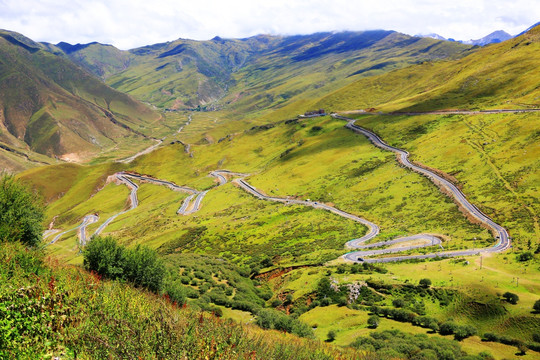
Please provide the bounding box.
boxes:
[43,41,132,80]
[314,25,540,111]
[0,30,160,171]
[56,31,473,111]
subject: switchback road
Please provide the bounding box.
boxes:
[46,114,511,263]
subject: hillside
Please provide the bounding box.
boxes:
[9,24,540,359]
[314,24,540,112]
[55,31,473,112]
[0,30,161,172]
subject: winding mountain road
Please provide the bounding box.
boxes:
[46,113,511,263]
[332,114,510,262]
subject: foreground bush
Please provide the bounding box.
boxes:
[1,242,368,359]
[0,175,44,246]
[83,236,165,292]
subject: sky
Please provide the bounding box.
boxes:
[0,0,538,49]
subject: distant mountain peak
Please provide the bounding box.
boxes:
[463,30,513,46]
[416,33,447,41]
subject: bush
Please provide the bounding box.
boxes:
[393,299,405,308]
[454,325,477,341]
[439,321,458,335]
[255,309,313,338]
[419,278,432,288]
[123,245,166,293]
[367,315,380,328]
[533,299,540,313]
[83,236,165,292]
[164,281,186,305]
[517,251,533,262]
[83,236,125,280]
[326,330,336,342]
[0,175,44,246]
[502,292,519,305]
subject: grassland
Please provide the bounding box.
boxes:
[11,25,540,358]
[345,112,539,248]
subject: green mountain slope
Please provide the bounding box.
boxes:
[55,31,473,112]
[314,25,540,112]
[0,30,160,171]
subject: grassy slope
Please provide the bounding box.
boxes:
[346,112,539,248]
[0,242,365,359]
[15,27,540,358]
[0,30,162,171]
[22,115,489,266]
[104,32,472,113]
[315,26,540,112]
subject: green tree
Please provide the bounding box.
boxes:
[502,292,519,305]
[83,236,124,279]
[533,299,540,313]
[367,315,380,328]
[0,175,44,246]
[123,245,166,292]
[326,330,336,342]
[419,278,432,288]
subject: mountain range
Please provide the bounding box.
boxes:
[418,29,513,45]
[0,28,476,171]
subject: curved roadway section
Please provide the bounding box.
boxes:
[46,115,511,263]
[332,114,510,262]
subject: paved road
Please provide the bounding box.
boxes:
[116,139,163,164]
[340,108,540,116]
[46,116,511,263]
[93,174,139,237]
[79,215,99,246]
[332,114,510,262]
[48,215,98,245]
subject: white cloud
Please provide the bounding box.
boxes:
[0,0,538,49]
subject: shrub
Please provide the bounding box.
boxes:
[83,237,165,292]
[83,236,125,279]
[0,175,44,246]
[502,292,519,304]
[255,309,313,338]
[164,281,186,305]
[533,299,540,313]
[517,251,533,262]
[454,325,477,341]
[439,321,458,335]
[419,278,432,288]
[123,245,166,292]
[367,315,380,328]
[393,299,405,308]
[326,330,336,342]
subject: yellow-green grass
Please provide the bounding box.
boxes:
[275,254,539,342]
[45,182,131,263]
[101,183,366,266]
[247,116,488,246]
[299,305,538,359]
[219,306,254,324]
[347,112,540,248]
[23,114,498,263]
[314,27,540,112]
